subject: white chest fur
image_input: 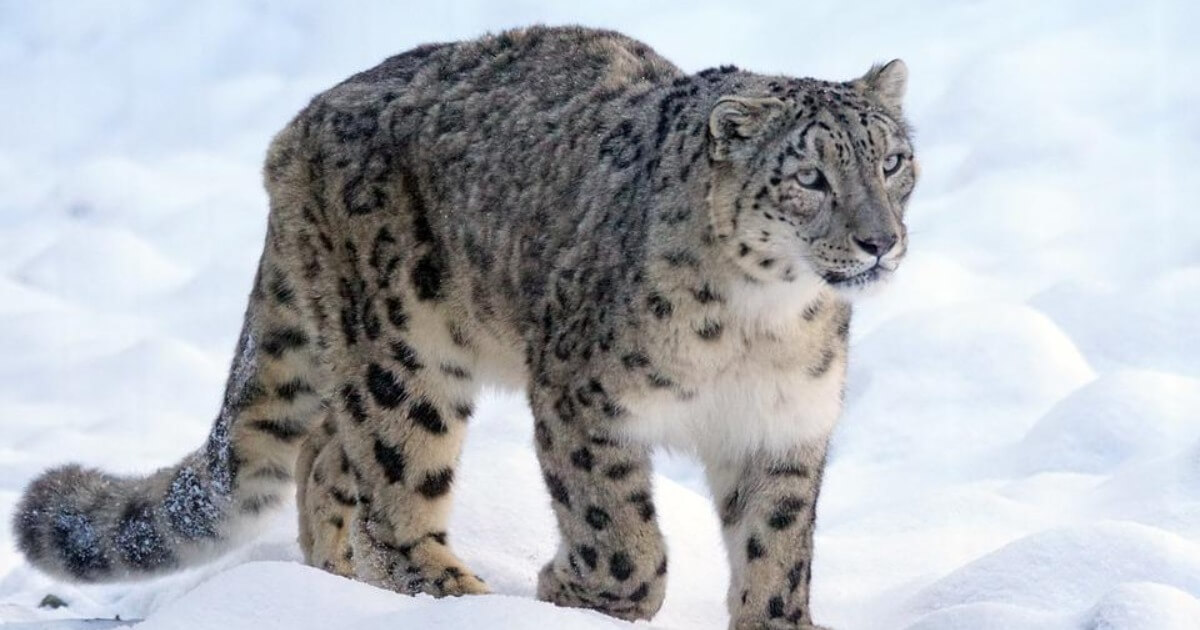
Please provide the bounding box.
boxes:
[618,283,846,461]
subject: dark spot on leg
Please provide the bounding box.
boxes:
[409,399,447,434]
[275,378,315,401]
[605,463,635,480]
[534,420,553,451]
[692,284,722,304]
[577,545,598,570]
[246,418,307,442]
[647,373,673,388]
[621,352,650,369]
[447,323,471,348]
[627,491,655,521]
[766,464,809,478]
[411,254,445,301]
[384,297,409,329]
[609,552,634,581]
[416,468,454,498]
[439,363,471,380]
[373,437,407,484]
[802,299,824,321]
[808,346,837,378]
[585,506,611,530]
[249,463,292,481]
[366,363,408,409]
[647,293,673,319]
[569,447,594,471]
[601,400,626,418]
[787,560,806,592]
[544,473,571,509]
[268,273,295,306]
[767,496,807,530]
[554,393,577,423]
[390,340,424,371]
[768,595,785,619]
[330,487,358,507]
[696,320,723,341]
[720,488,744,527]
[239,493,280,514]
[746,535,765,561]
[260,327,308,358]
[341,383,369,422]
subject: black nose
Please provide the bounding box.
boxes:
[853,234,898,258]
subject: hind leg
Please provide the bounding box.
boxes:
[325,296,488,596]
[291,120,489,595]
[296,418,357,576]
[339,362,487,595]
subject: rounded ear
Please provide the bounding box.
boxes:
[708,96,787,161]
[855,59,907,112]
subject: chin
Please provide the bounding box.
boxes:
[824,266,896,300]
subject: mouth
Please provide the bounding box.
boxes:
[821,264,891,289]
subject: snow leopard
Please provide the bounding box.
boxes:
[13,25,916,629]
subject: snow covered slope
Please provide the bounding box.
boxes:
[1,1,1197,628]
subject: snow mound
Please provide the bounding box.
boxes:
[1083,582,1200,630]
[1090,439,1200,538]
[15,226,190,307]
[902,602,1063,630]
[838,303,1094,463]
[905,522,1200,620]
[1032,271,1200,378]
[7,338,223,432]
[1013,370,1200,474]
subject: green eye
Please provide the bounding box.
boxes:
[796,168,829,192]
[882,153,905,176]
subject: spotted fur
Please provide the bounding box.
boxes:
[13,26,915,629]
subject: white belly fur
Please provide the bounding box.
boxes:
[620,362,843,461]
[619,282,846,461]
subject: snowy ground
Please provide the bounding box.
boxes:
[1,1,1198,629]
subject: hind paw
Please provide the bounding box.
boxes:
[356,532,489,597]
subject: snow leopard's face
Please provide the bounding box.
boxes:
[707,61,916,299]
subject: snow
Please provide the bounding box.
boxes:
[1,1,1197,628]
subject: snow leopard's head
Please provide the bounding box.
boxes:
[706,60,917,299]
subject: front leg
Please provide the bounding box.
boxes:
[530,383,669,621]
[704,442,830,630]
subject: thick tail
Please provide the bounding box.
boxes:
[14,251,326,582]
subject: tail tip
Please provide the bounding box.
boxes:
[14,464,116,582]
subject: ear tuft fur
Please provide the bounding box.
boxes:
[857,59,907,112]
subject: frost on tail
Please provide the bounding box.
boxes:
[14,459,227,581]
[14,298,324,582]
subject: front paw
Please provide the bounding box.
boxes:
[730,621,830,630]
[536,560,664,621]
[729,600,828,630]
